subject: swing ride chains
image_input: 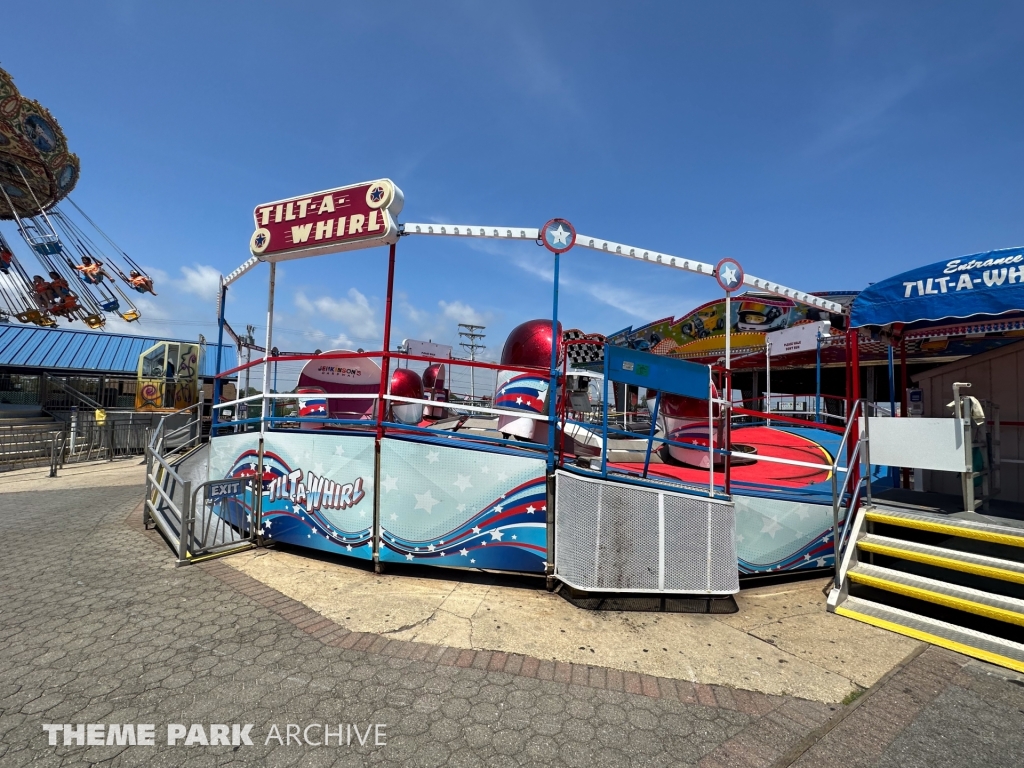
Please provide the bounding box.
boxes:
[0,190,154,329]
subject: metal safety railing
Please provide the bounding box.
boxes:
[144,394,255,564]
[829,400,871,588]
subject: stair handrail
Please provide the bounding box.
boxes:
[149,393,206,460]
[830,399,872,590]
[42,373,104,411]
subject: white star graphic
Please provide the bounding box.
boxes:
[425,450,440,464]
[490,529,504,541]
[526,505,536,514]
[313,462,324,474]
[472,526,481,534]
[380,475,398,493]
[496,471,508,482]
[480,466,490,474]
[264,519,273,528]
[460,549,469,557]
[346,544,352,552]
[414,490,440,514]
[511,535,517,540]
[453,474,473,493]
[549,225,570,246]
[516,396,523,405]
[760,517,782,539]
[494,504,504,514]
[389,513,398,521]
[334,445,345,456]
[427,544,436,552]
[720,263,738,287]
[470,559,476,564]
[406,553,414,561]
[358,509,367,517]
[816,557,828,567]
[457,503,467,513]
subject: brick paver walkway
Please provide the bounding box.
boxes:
[1,463,1022,767]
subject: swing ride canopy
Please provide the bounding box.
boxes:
[849,246,1024,329]
[0,68,79,220]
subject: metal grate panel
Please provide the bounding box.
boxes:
[555,470,738,595]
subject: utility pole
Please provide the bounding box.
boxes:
[244,324,256,397]
[458,323,486,404]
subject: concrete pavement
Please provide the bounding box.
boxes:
[1,460,1022,767]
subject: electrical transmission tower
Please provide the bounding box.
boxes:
[458,323,486,403]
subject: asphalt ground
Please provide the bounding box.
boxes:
[1,460,1022,767]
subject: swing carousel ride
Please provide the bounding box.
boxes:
[0,66,155,329]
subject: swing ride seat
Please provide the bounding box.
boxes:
[120,309,141,322]
[100,298,120,312]
[15,308,44,324]
[83,314,105,329]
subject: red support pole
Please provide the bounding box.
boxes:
[900,337,910,488]
[844,331,852,420]
[376,242,397,441]
[849,329,861,491]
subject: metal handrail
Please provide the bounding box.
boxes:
[830,400,872,587]
[42,373,104,411]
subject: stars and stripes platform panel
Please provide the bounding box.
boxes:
[829,504,1024,674]
[553,470,738,595]
[377,437,548,573]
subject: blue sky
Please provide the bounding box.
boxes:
[2,1,1023,368]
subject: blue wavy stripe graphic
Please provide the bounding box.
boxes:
[739,528,836,574]
[380,477,548,573]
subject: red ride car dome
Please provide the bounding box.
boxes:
[390,368,424,398]
[422,363,446,390]
[390,368,425,425]
[660,382,720,419]
[500,319,563,369]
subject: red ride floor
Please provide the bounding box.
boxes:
[614,425,836,491]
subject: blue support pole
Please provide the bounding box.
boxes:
[888,344,896,417]
[601,346,610,478]
[212,279,227,434]
[888,343,898,486]
[547,251,561,472]
[815,330,822,423]
[642,391,661,479]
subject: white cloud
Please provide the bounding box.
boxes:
[439,299,486,326]
[174,264,222,301]
[294,288,378,339]
[512,255,679,321]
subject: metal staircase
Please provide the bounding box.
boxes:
[828,503,1024,674]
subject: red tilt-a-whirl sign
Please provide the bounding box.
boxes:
[249,179,404,261]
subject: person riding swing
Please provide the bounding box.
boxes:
[128,269,157,295]
[47,271,79,314]
[74,255,110,284]
[32,275,59,306]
